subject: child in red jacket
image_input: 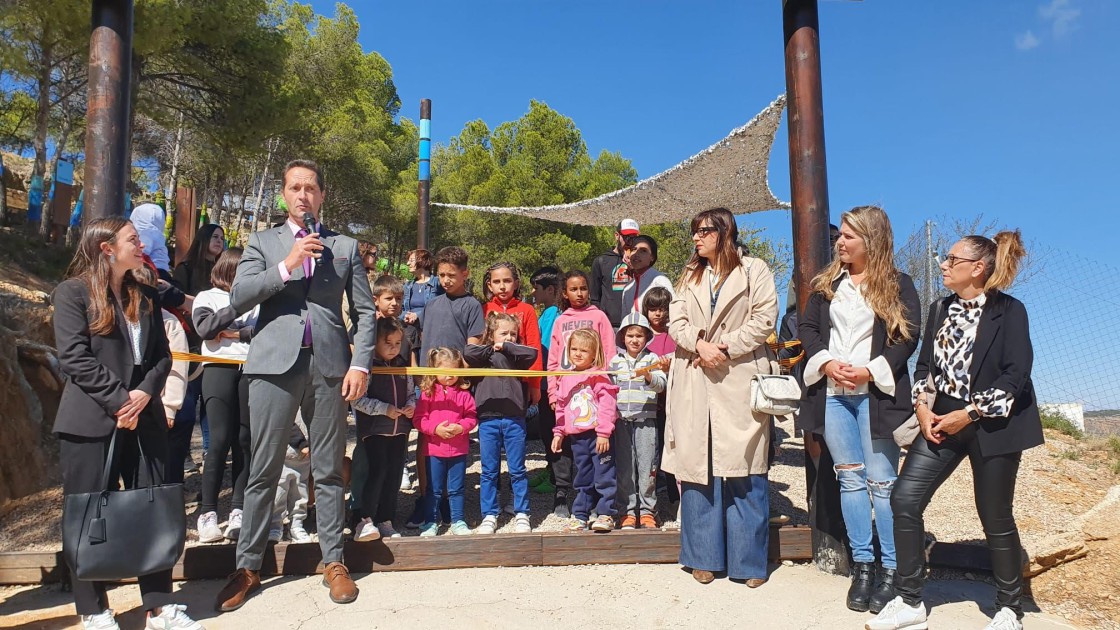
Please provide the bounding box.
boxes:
[482,261,543,407]
[415,348,477,537]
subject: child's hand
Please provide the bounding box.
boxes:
[657,356,671,371]
[550,435,563,454]
[526,404,539,419]
[595,436,611,454]
[386,406,402,420]
[447,423,464,437]
[300,447,310,459]
[643,371,653,384]
[400,405,415,419]
[435,422,454,440]
[493,341,504,352]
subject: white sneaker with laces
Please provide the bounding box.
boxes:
[196,511,222,543]
[513,513,532,534]
[353,517,381,542]
[399,466,412,491]
[289,523,312,543]
[376,520,401,539]
[224,508,243,540]
[145,604,203,630]
[82,609,119,630]
[865,596,927,630]
[476,515,499,535]
[984,608,1023,630]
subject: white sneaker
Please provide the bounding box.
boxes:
[224,509,242,540]
[513,513,532,534]
[196,511,223,543]
[145,604,203,630]
[376,520,401,539]
[267,527,283,543]
[984,608,1023,630]
[400,466,412,491]
[82,609,119,630]
[865,596,928,630]
[353,517,381,542]
[289,523,312,543]
[476,515,499,535]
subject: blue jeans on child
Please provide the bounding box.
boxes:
[478,417,530,517]
[680,474,769,580]
[428,455,466,524]
[823,394,900,569]
[569,430,616,521]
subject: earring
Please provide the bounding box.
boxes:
[109,254,116,265]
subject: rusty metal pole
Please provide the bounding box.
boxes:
[417,99,432,250]
[83,0,134,223]
[783,0,848,576]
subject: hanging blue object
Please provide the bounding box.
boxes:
[70,189,85,227]
[27,174,44,223]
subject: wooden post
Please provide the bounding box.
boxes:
[417,98,431,250]
[783,0,848,576]
[83,0,134,223]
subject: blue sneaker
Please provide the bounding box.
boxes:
[449,520,472,536]
[419,522,438,537]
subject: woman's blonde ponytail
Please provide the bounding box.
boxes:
[984,230,1026,292]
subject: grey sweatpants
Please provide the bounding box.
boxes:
[615,418,658,516]
[272,446,311,530]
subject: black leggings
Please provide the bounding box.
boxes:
[361,434,409,523]
[537,387,573,499]
[892,396,1024,617]
[200,365,250,513]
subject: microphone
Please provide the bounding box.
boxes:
[302,212,315,233]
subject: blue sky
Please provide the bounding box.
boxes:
[311,0,1118,409]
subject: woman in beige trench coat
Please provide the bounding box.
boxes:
[662,207,778,587]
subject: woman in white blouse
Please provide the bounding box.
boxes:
[797,206,921,614]
[868,231,1042,630]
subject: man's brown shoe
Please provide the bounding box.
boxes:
[322,562,359,604]
[215,568,260,612]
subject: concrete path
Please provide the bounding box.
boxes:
[0,563,1080,629]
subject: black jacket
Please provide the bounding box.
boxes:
[590,249,625,327]
[797,273,921,441]
[51,278,171,438]
[464,342,538,420]
[915,291,1044,457]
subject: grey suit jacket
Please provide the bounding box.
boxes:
[230,222,376,378]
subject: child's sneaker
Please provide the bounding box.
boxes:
[476,515,499,535]
[353,517,380,542]
[145,603,203,630]
[639,514,658,529]
[224,509,242,541]
[661,520,681,531]
[449,520,472,536]
[619,515,638,530]
[267,527,283,543]
[553,499,571,520]
[984,608,1023,630]
[419,522,439,537]
[196,511,223,543]
[376,520,401,539]
[513,513,532,533]
[562,517,587,533]
[289,523,312,543]
[82,609,119,630]
[591,514,614,532]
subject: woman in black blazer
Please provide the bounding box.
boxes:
[797,206,921,614]
[868,231,1042,630]
[53,217,203,630]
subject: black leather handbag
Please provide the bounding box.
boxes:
[62,431,186,581]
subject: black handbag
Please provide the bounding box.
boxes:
[62,430,186,581]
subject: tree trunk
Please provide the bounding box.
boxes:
[33,39,53,237]
[165,111,184,223]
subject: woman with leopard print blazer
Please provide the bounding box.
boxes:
[868,230,1043,630]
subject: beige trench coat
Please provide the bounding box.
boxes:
[661,255,779,484]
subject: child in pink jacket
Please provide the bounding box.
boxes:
[547,270,615,406]
[551,328,619,534]
[416,348,478,537]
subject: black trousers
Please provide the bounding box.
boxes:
[164,376,202,484]
[892,396,1025,617]
[654,397,679,504]
[200,365,250,513]
[537,384,573,500]
[59,413,173,614]
[360,434,409,523]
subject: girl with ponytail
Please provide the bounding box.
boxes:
[868,229,1042,630]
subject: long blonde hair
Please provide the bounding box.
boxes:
[961,230,1026,293]
[420,347,471,396]
[810,205,913,343]
[567,328,606,369]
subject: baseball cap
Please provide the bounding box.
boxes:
[617,218,640,236]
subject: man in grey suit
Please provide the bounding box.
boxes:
[216,159,376,612]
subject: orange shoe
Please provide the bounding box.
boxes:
[639,514,658,529]
[619,515,638,530]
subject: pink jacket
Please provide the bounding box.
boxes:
[547,305,615,405]
[416,384,477,458]
[552,373,619,439]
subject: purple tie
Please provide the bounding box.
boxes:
[296,228,313,346]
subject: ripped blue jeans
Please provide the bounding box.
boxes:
[824,394,900,569]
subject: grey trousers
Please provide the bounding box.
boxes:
[237,349,348,570]
[615,418,659,517]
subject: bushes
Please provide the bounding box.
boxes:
[1041,410,1083,439]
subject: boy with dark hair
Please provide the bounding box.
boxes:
[621,235,674,317]
[529,266,573,517]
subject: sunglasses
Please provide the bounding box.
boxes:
[693,226,720,238]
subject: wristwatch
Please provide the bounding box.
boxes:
[967,407,982,423]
